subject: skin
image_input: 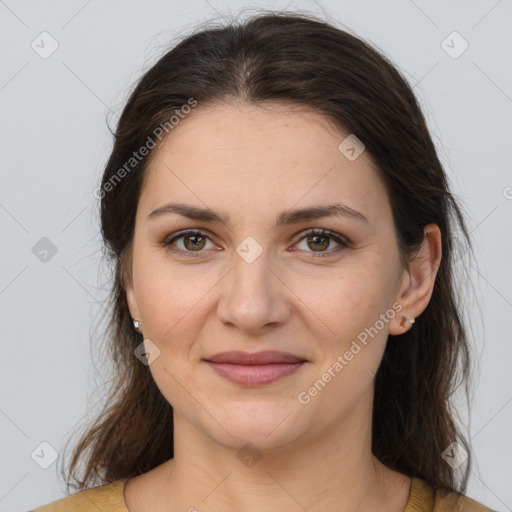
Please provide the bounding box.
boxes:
[123,101,442,512]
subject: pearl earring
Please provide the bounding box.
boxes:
[133,319,142,331]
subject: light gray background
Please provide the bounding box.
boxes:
[1,1,511,511]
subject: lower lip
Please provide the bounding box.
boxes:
[205,361,305,386]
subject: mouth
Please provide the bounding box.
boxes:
[203,350,307,386]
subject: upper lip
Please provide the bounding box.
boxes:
[204,350,307,365]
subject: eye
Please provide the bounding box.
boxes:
[162,228,350,258]
[163,229,217,257]
[293,229,349,258]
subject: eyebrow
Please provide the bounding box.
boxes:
[147,202,369,227]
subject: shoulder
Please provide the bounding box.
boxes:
[434,491,496,512]
[28,480,128,512]
[408,477,495,512]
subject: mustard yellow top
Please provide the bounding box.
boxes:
[29,476,495,511]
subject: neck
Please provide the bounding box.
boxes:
[158,404,411,512]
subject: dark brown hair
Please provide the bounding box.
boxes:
[61,10,476,495]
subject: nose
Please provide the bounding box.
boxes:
[216,247,291,333]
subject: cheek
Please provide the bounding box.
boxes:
[292,268,392,416]
[292,259,395,341]
[289,256,399,403]
[135,257,218,343]
[134,267,214,411]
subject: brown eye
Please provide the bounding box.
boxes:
[294,229,349,257]
[164,230,215,257]
[183,233,206,251]
[306,234,330,251]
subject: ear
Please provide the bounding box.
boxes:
[388,223,442,335]
[121,249,141,322]
[124,275,141,322]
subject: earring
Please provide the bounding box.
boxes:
[400,316,415,328]
[133,319,142,331]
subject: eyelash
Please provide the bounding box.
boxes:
[162,228,350,259]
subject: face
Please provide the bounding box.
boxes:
[125,102,409,452]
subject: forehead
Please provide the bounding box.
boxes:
[138,102,390,226]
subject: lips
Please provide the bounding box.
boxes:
[204,351,307,386]
[204,350,306,365]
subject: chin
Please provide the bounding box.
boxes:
[205,401,309,453]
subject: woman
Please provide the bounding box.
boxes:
[31,11,494,512]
